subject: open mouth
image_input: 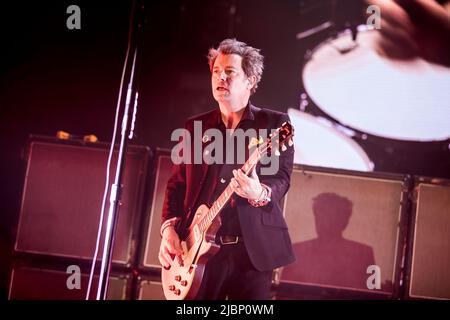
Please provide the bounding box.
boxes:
[216,86,229,92]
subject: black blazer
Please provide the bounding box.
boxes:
[162,104,295,271]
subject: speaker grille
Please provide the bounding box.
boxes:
[137,279,165,300]
[409,183,450,300]
[280,168,406,296]
[142,153,173,268]
[8,266,129,300]
[15,138,150,265]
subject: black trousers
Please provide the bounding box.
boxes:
[195,242,273,300]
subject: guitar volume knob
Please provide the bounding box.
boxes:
[174,289,181,296]
[180,280,188,286]
[168,285,175,291]
[175,275,182,281]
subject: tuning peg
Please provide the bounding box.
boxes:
[288,138,294,147]
[274,149,280,156]
[281,144,287,152]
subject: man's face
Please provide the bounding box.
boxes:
[211,53,252,105]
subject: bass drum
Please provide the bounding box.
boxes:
[302,26,450,142]
[287,108,374,172]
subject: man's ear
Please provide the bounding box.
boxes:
[247,76,256,89]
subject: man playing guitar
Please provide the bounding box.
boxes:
[158,38,295,300]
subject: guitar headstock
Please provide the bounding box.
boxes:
[263,121,294,157]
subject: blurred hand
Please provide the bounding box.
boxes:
[158,226,183,268]
[367,0,450,66]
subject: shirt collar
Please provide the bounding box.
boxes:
[215,101,255,127]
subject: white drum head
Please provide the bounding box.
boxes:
[303,26,450,142]
[288,108,374,172]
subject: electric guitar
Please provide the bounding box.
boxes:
[161,121,294,300]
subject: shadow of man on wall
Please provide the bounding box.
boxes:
[282,192,381,290]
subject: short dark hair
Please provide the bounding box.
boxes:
[208,38,264,94]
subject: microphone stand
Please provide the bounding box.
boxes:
[95,0,145,300]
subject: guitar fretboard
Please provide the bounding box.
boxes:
[197,147,261,233]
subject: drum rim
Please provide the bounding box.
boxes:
[301,26,380,142]
[288,108,374,171]
[301,25,450,142]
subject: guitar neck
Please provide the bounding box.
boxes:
[198,148,261,233]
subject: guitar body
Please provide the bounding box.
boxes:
[161,204,221,300]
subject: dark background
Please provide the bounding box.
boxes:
[1,0,449,299]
